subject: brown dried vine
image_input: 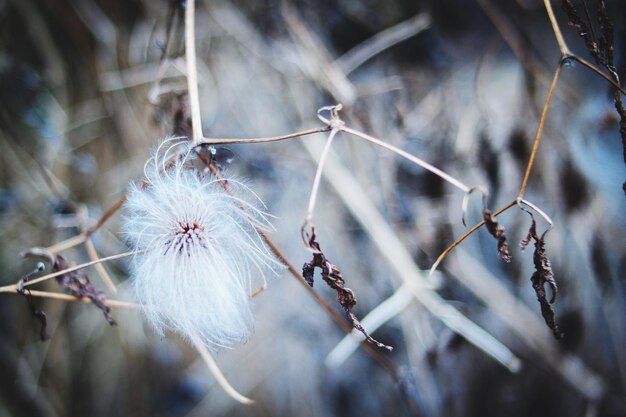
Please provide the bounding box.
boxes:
[520,214,562,339]
[302,228,392,351]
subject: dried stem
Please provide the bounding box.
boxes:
[45,233,87,253]
[185,0,203,144]
[18,250,137,289]
[519,198,554,227]
[85,238,118,294]
[569,55,626,95]
[0,287,139,309]
[197,126,331,146]
[305,128,340,224]
[544,0,571,55]
[190,332,255,405]
[86,194,128,237]
[518,61,563,198]
[341,126,471,193]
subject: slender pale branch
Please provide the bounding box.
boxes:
[19,250,137,289]
[341,126,471,193]
[305,128,340,224]
[0,287,139,309]
[86,194,128,237]
[196,126,331,146]
[45,233,87,253]
[569,55,626,95]
[518,62,562,198]
[185,0,203,144]
[518,198,554,226]
[544,0,571,55]
[190,333,255,405]
[85,237,118,294]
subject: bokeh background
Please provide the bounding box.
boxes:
[1,0,625,416]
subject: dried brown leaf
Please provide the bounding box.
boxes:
[302,228,392,351]
[483,210,512,262]
[561,0,603,64]
[52,255,117,326]
[521,216,562,339]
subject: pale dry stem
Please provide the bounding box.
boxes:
[190,332,255,405]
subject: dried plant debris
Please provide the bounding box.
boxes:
[23,249,116,326]
[17,263,49,341]
[521,216,563,339]
[53,255,117,325]
[561,0,601,63]
[302,228,392,351]
[483,210,512,262]
[562,0,626,182]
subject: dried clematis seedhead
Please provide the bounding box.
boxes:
[124,140,281,350]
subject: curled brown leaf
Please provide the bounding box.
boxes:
[483,210,512,262]
[302,228,392,351]
[521,215,562,339]
[52,255,117,326]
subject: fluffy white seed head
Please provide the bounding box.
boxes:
[124,140,280,350]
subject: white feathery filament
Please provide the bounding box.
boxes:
[124,140,280,350]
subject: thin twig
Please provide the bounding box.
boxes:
[45,234,87,253]
[544,0,571,55]
[86,194,128,237]
[190,332,255,405]
[185,0,203,144]
[0,287,139,309]
[569,55,626,95]
[518,62,562,198]
[196,126,331,146]
[519,198,554,226]
[305,128,340,224]
[85,238,118,294]
[19,250,137,289]
[341,126,471,193]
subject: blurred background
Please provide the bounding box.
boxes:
[1,0,625,416]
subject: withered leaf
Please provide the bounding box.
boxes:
[483,210,512,262]
[521,216,562,339]
[561,0,603,65]
[561,0,626,184]
[302,228,392,351]
[53,255,117,326]
[597,0,615,69]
